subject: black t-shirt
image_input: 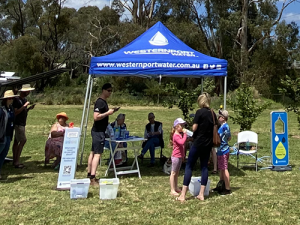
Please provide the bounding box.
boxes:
[92,98,109,132]
[192,107,216,147]
[13,97,28,126]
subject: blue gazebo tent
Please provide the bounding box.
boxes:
[80,21,228,164]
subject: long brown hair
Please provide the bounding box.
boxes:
[169,126,176,147]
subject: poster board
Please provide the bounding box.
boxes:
[270,112,289,166]
[56,127,81,190]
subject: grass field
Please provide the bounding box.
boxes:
[1,104,300,225]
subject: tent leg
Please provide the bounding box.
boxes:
[79,75,92,165]
[224,76,227,110]
[201,77,204,94]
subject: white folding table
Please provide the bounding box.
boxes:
[105,137,145,179]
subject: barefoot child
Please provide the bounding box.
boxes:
[169,118,187,196]
[215,110,232,195]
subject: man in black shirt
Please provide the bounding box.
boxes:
[12,84,35,168]
[88,83,115,186]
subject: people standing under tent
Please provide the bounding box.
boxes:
[12,84,35,168]
[0,90,17,178]
[176,93,216,202]
[169,118,187,196]
[87,83,115,186]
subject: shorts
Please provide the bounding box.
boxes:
[91,130,105,154]
[217,152,229,170]
[14,125,27,142]
[171,156,182,172]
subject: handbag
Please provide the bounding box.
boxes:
[211,109,221,147]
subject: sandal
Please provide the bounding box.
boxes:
[211,170,217,174]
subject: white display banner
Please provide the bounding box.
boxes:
[57,127,81,190]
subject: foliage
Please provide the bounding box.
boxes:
[228,83,270,131]
[163,82,201,124]
[278,75,300,129]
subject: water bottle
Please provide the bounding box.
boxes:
[246,140,250,150]
[114,127,120,139]
[120,128,125,139]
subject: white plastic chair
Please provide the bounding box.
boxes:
[237,131,258,171]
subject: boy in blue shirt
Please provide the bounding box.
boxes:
[214,110,232,195]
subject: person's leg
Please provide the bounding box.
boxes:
[196,146,211,200]
[87,151,94,174]
[211,148,217,173]
[89,131,104,185]
[223,153,230,191]
[12,138,18,166]
[170,171,179,196]
[223,169,230,190]
[170,156,181,195]
[16,140,26,166]
[141,138,154,156]
[177,146,199,202]
[0,137,7,177]
[14,126,27,167]
[149,137,159,164]
[175,158,182,192]
[91,153,101,175]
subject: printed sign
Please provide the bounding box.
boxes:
[270,112,289,166]
[57,127,81,189]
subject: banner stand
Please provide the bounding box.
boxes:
[56,127,81,190]
[270,111,292,172]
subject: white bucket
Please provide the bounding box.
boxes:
[189,177,210,196]
[99,178,120,200]
[70,178,90,199]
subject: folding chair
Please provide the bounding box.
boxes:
[237,131,258,171]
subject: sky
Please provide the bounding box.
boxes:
[63,0,300,26]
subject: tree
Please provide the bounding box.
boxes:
[278,75,300,129]
[228,83,270,131]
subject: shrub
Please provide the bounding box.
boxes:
[228,83,270,131]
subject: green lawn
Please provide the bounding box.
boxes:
[1,104,300,225]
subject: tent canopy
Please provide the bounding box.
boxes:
[89,21,227,77]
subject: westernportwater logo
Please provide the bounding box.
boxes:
[149,31,169,46]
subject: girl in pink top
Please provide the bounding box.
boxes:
[169,118,187,196]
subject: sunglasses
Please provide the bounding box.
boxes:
[106,89,113,92]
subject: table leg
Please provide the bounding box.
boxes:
[105,141,118,178]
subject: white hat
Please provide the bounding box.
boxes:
[173,118,186,127]
[20,84,35,92]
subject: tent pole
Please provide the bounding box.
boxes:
[80,75,91,136]
[79,75,92,165]
[224,76,227,110]
[201,77,204,94]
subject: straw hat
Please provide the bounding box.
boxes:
[0,90,19,100]
[20,84,35,92]
[56,112,69,120]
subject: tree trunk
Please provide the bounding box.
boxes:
[240,0,249,82]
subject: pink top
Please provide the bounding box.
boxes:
[172,132,187,158]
